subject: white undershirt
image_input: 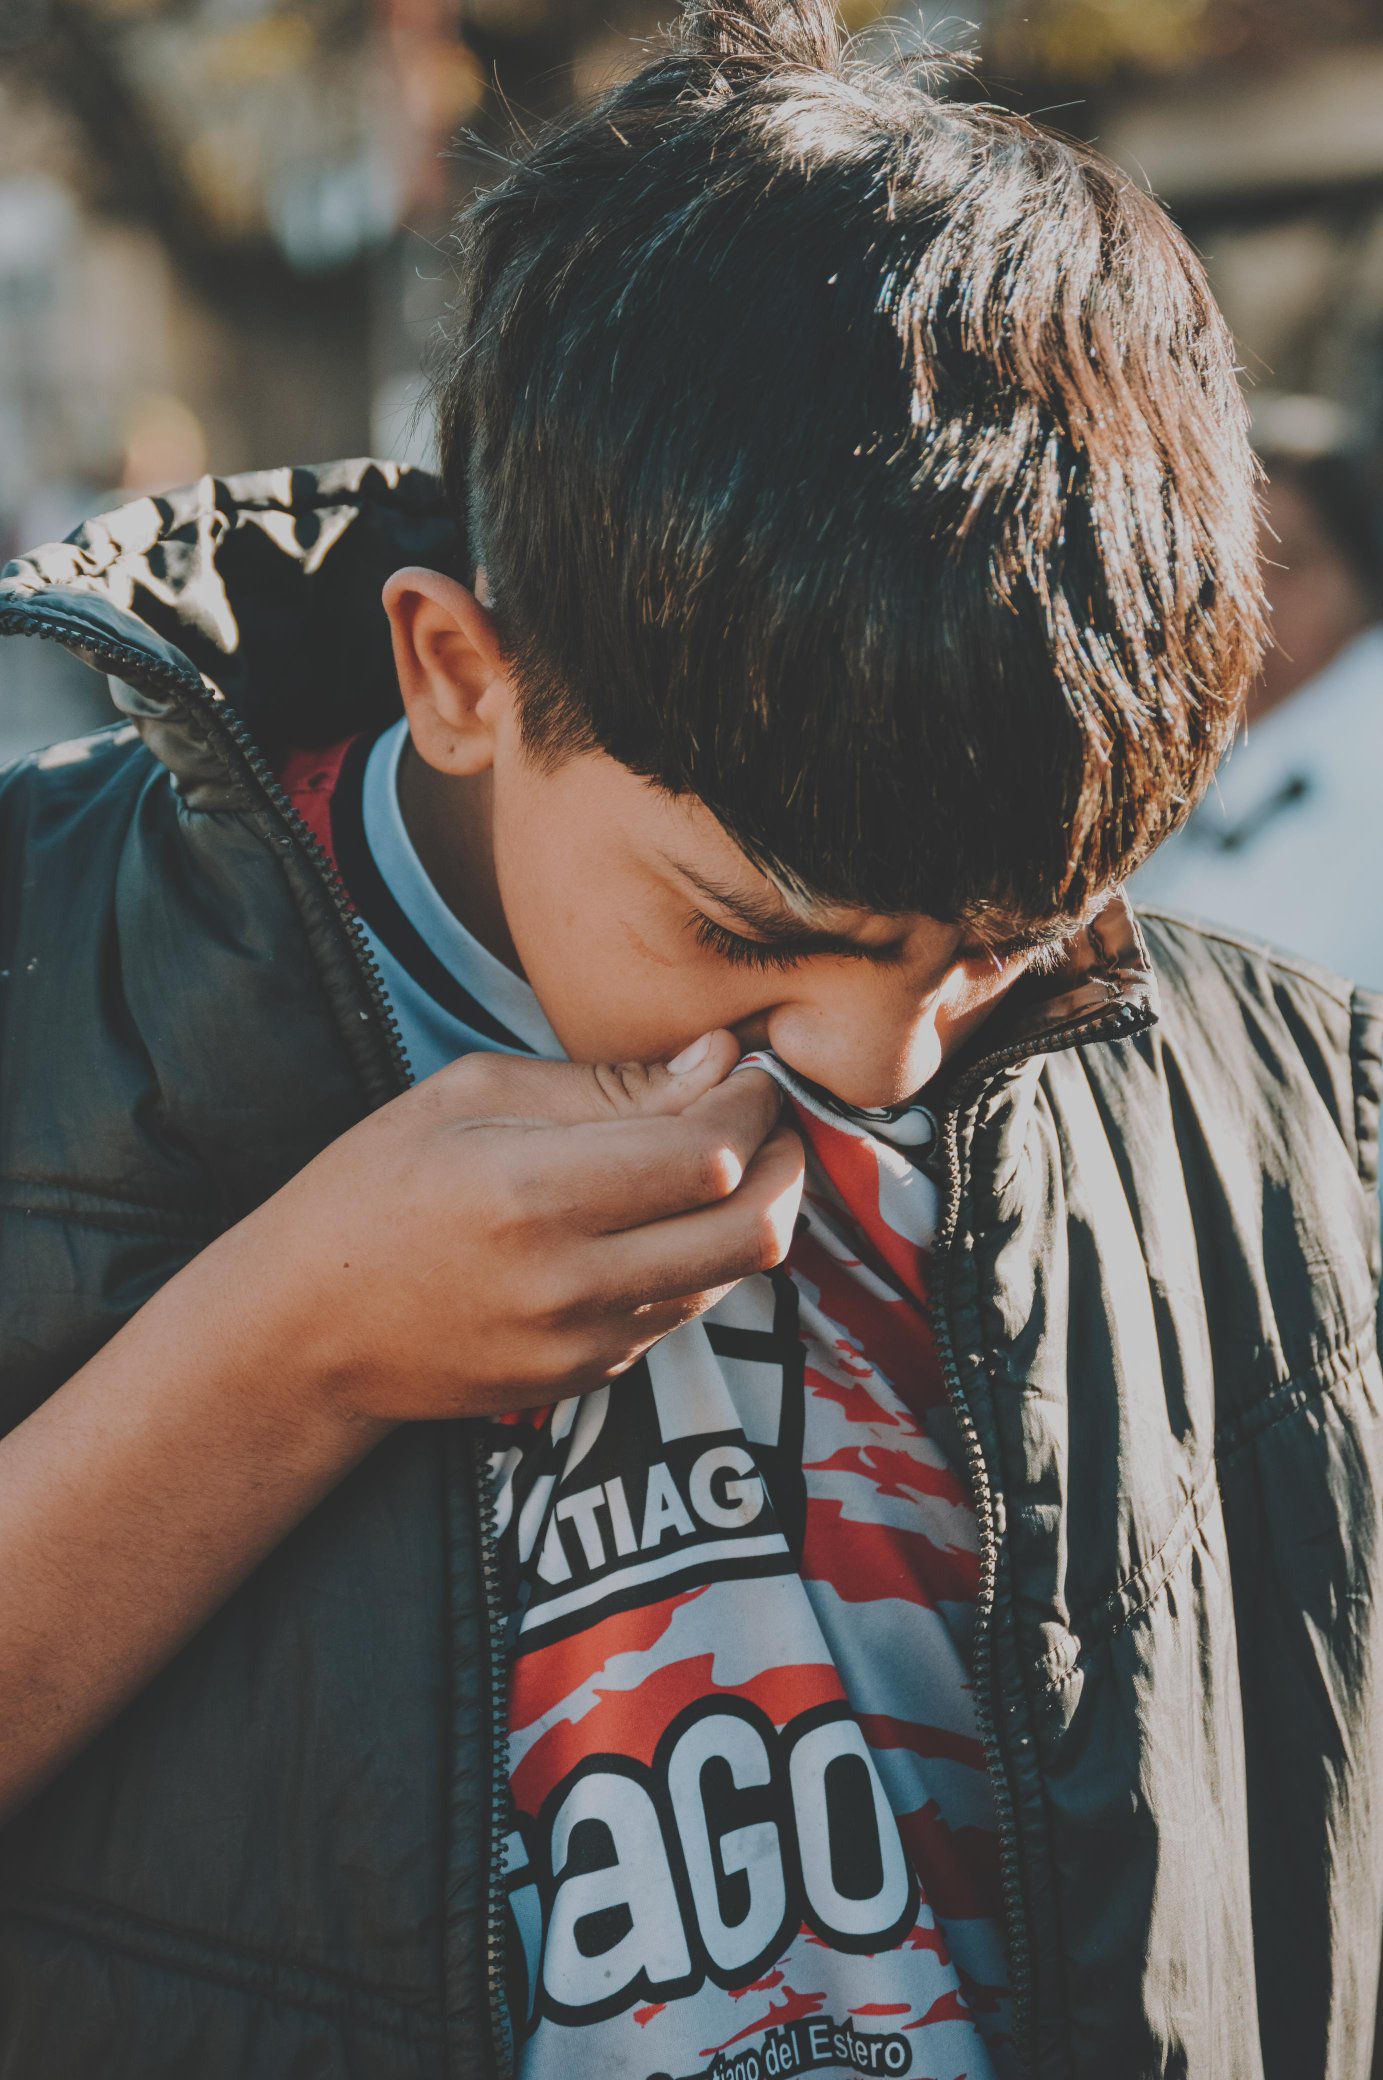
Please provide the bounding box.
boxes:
[357,717,564,1080]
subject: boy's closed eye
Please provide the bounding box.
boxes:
[686,909,907,973]
[686,905,1080,980]
[953,921,1085,978]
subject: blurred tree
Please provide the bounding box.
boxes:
[986,0,1381,88]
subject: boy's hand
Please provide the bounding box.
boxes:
[246,1030,805,1425]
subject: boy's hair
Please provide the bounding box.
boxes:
[429,0,1265,933]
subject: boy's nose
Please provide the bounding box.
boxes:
[759,1011,946,1115]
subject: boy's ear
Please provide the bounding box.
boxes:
[379,565,509,776]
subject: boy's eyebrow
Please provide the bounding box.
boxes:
[666,856,912,964]
[667,854,1084,967]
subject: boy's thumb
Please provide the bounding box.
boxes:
[578,1027,746,1120]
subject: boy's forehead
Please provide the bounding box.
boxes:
[665,846,892,932]
[643,773,899,928]
[617,749,1080,949]
[655,831,1087,961]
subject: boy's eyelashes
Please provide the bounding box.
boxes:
[955,925,1082,975]
[688,908,1080,978]
[688,910,813,971]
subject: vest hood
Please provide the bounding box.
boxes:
[0,457,466,788]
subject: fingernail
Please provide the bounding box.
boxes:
[668,1031,715,1075]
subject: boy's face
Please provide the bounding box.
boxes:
[384,566,1050,1111]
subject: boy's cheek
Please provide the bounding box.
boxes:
[504,944,732,1068]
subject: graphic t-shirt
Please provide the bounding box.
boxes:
[280,718,1013,2080]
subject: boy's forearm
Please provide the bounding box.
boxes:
[0,1219,393,1822]
[0,1042,788,1823]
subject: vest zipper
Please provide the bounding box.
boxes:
[472,1432,517,2080]
[0,608,516,2080]
[927,999,1150,2078]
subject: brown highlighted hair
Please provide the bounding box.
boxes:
[430,0,1265,933]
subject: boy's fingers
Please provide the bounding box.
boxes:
[541,1067,788,1232]
[597,1283,746,1365]
[437,1028,744,1127]
[580,1120,806,1309]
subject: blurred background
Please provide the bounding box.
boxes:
[3,0,1383,976]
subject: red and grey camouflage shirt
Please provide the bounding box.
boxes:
[283,722,1013,2080]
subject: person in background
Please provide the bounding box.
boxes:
[1133,393,1383,983]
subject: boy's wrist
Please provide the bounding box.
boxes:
[161,1209,399,1468]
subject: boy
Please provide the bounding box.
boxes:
[0,4,1379,2077]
